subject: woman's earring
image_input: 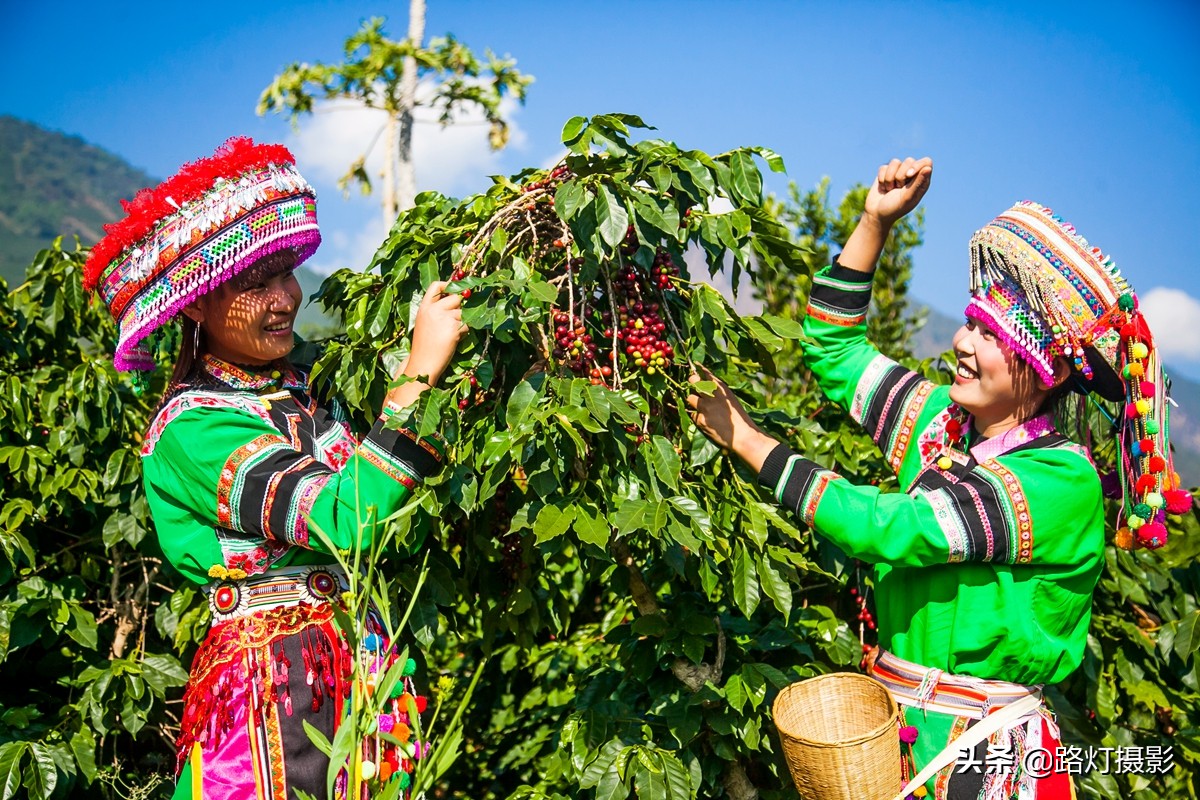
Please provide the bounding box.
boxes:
[193,322,201,357]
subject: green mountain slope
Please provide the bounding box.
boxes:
[0,116,332,331]
[0,116,158,284]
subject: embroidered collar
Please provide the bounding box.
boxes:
[201,354,305,391]
[969,413,1056,462]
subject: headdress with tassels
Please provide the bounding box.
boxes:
[84,137,321,378]
[966,200,1186,550]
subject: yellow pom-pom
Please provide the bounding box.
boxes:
[1131,343,1149,360]
[360,760,377,781]
[1146,492,1164,509]
[207,565,229,579]
[1135,399,1151,415]
[1128,515,1145,530]
[937,456,954,471]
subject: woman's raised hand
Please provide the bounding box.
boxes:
[864,156,933,226]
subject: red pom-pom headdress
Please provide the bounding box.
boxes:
[85,137,320,371]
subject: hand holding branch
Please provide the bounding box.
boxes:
[686,370,779,474]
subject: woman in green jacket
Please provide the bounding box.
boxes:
[689,157,1179,799]
[86,137,465,799]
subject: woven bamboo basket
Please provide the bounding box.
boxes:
[772,672,901,800]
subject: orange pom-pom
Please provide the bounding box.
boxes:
[1128,363,1145,378]
[1114,527,1135,550]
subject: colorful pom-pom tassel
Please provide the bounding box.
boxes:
[1118,293,1136,312]
[1148,456,1166,473]
[1128,515,1145,530]
[1139,380,1156,397]
[1146,492,1164,509]
[1125,402,1140,419]
[1128,363,1145,378]
[1135,399,1151,415]
[1139,438,1156,454]
[1131,342,1149,360]
[1145,419,1161,435]
[1164,489,1192,514]
[1132,503,1153,520]
[1135,474,1157,494]
[1136,521,1168,549]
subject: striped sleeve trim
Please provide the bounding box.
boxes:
[380,404,448,466]
[910,461,1027,565]
[806,262,873,327]
[758,443,842,527]
[850,355,935,475]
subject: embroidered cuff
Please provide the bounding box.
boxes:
[757,443,841,526]
[364,407,447,483]
[806,259,873,327]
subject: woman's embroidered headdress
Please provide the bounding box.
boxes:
[966,200,1185,549]
[84,137,320,372]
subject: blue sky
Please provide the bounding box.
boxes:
[3,0,1199,374]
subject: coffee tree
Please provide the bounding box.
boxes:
[306,114,866,798]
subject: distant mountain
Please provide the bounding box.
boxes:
[0,116,156,283]
[912,305,1200,486]
[0,116,331,331]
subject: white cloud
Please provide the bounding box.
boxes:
[286,78,527,200]
[1139,287,1200,363]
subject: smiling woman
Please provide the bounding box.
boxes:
[689,156,1184,800]
[84,137,466,799]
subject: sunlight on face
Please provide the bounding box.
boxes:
[949,317,1051,436]
[195,250,302,366]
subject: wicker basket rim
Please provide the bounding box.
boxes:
[772,672,899,748]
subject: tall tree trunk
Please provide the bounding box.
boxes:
[395,0,426,214]
[382,114,398,226]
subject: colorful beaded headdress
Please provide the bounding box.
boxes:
[84,137,320,372]
[966,200,1185,549]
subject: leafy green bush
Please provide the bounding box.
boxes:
[0,115,1196,800]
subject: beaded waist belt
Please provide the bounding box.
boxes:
[205,564,348,623]
[869,650,1042,720]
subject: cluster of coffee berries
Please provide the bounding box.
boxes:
[608,295,673,376]
[553,311,599,375]
[850,586,877,633]
[520,165,570,193]
[622,424,649,446]
[457,372,480,411]
[449,268,472,299]
[651,248,680,290]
